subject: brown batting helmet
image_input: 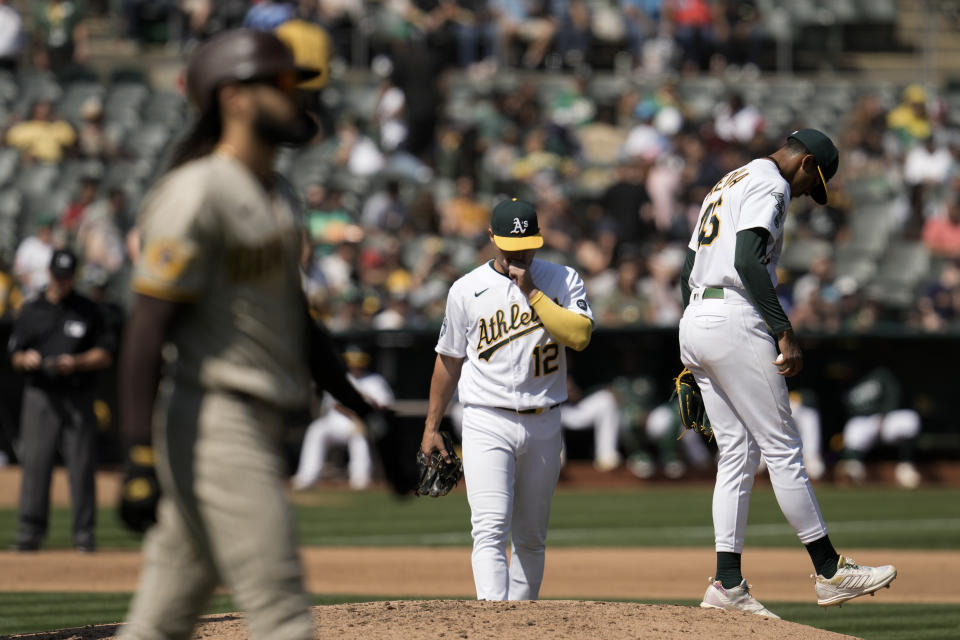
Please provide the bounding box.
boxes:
[185,29,321,112]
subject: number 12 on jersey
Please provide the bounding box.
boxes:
[532,342,559,377]
[697,197,721,248]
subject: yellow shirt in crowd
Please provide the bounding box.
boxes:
[6,119,77,163]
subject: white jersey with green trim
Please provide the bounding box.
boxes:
[436,258,593,410]
[687,158,791,290]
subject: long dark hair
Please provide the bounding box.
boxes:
[165,105,223,174]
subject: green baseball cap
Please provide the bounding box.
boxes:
[490,198,543,251]
[787,128,839,205]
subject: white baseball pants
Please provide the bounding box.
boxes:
[679,289,828,553]
[461,405,563,601]
[292,413,372,490]
[843,409,921,453]
[560,389,620,463]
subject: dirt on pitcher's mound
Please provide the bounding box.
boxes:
[11,600,859,640]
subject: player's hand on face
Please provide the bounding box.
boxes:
[506,257,537,298]
[421,428,452,463]
[774,329,803,377]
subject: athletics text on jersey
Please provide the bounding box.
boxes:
[436,259,593,410]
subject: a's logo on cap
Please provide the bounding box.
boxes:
[511,218,528,235]
[57,254,71,268]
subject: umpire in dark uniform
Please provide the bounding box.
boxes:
[8,249,113,552]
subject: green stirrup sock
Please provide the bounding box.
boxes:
[805,535,840,579]
[716,552,743,589]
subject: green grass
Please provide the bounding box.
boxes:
[1,486,959,550]
[1,593,957,640]
[0,592,396,636]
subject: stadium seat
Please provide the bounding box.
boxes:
[122,123,172,159]
[57,81,107,125]
[0,148,18,189]
[779,238,832,272]
[0,71,17,104]
[846,207,893,256]
[143,91,187,129]
[59,159,106,196]
[0,188,21,221]
[14,165,60,199]
[833,245,878,286]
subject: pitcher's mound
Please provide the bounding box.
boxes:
[12,600,859,640]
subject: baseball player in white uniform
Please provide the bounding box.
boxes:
[292,345,394,490]
[420,198,593,601]
[679,129,896,617]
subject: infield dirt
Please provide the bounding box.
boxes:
[10,600,861,640]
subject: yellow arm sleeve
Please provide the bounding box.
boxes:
[529,291,593,351]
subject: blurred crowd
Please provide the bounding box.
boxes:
[0,0,958,336]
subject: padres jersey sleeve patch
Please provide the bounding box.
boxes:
[132,171,216,302]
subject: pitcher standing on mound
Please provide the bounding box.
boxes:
[679,129,897,617]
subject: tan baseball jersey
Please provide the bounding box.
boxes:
[132,153,311,408]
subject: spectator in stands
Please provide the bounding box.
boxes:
[330,115,385,177]
[845,93,887,157]
[13,215,57,299]
[638,245,683,326]
[887,85,932,145]
[915,260,960,332]
[591,255,650,326]
[620,0,661,65]
[75,188,127,276]
[451,0,498,70]
[715,0,762,71]
[390,37,442,161]
[373,77,407,153]
[8,249,112,552]
[922,195,960,258]
[601,160,655,255]
[790,255,843,332]
[5,100,77,164]
[61,177,100,236]
[34,0,88,75]
[553,0,592,68]
[0,0,24,72]
[440,175,489,240]
[179,0,214,45]
[837,368,923,489]
[488,0,556,69]
[76,98,120,161]
[668,0,715,72]
[291,345,394,490]
[713,92,764,145]
[361,179,410,232]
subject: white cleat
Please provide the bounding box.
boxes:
[815,555,897,607]
[700,578,780,619]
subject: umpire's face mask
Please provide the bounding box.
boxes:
[251,82,319,147]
